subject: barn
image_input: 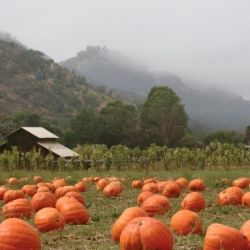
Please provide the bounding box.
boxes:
[0,127,79,159]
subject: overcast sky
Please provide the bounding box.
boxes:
[0,0,250,98]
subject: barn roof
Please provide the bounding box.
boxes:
[38,141,79,158]
[6,127,59,139]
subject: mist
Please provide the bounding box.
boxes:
[0,0,249,98]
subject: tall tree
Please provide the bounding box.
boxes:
[96,101,139,147]
[141,86,187,146]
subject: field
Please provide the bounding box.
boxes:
[1,167,250,250]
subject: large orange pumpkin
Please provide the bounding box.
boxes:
[2,198,32,219]
[242,192,250,207]
[34,207,65,232]
[3,190,25,204]
[176,177,189,189]
[218,187,244,205]
[143,177,157,185]
[0,218,41,250]
[131,180,143,189]
[240,220,250,247]
[64,191,84,204]
[52,178,66,189]
[31,192,57,212]
[0,186,10,200]
[103,181,124,197]
[170,209,202,235]
[162,181,181,198]
[142,194,170,216]
[34,176,43,184]
[137,191,154,206]
[37,182,55,192]
[188,179,205,191]
[119,217,173,250]
[142,182,159,193]
[112,207,147,242]
[57,197,90,225]
[22,185,37,197]
[55,186,78,198]
[181,192,206,212]
[156,181,169,192]
[232,177,250,189]
[7,177,19,185]
[75,181,86,192]
[96,178,110,190]
[203,223,248,250]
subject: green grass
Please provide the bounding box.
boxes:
[1,167,250,249]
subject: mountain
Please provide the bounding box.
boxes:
[61,46,250,133]
[0,40,113,129]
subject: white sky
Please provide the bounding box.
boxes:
[0,0,250,98]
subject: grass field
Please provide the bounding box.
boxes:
[1,167,250,249]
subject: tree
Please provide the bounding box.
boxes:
[96,101,139,147]
[140,86,188,146]
[245,126,250,145]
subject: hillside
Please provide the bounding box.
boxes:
[0,40,114,130]
[61,46,250,132]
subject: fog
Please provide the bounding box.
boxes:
[0,0,249,98]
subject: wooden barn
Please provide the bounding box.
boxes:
[0,127,79,159]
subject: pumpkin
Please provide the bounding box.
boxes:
[52,178,66,189]
[242,192,250,207]
[156,181,168,192]
[232,177,250,189]
[142,182,158,193]
[103,181,124,197]
[0,218,41,250]
[3,190,25,204]
[142,194,170,216]
[176,177,189,189]
[64,191,84,204]
[55,185,78,198]
[131,180,143,189]
[22,185,37,197]
[203,223,248,250]
[56,196,79,210]
[137,191,154,206]
[34,207,65,232]
[112,207,147,242]
[56,197,89,224]
[240,220,250,247]
[170,209,202,235]
[37,182,55,192]
[119,217,173,250]
[2,198,32,219]
[37,186,50,193]
[181,192,206,212]
[31,192,57,212]
[75,181,86,192]
[162,181,181,198]
[0,186,10,200]
[7,177,19,185]
[34,176,43,184]
[96,178,110,190]
[218,187,244,205]
[188,179,205,191]
[143,177,157,185]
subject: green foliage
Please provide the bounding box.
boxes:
[141,86,188,146]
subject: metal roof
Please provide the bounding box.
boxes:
[38,141,79,158]
[21,127,59,139]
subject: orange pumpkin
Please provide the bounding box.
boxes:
[0,186,10,200]
[143,177,157,185]
[218,187,244,205]
[56,197,89,224]
[103,181,124,197]
[181,192,206,212]
[131,180,143,189]
[232,177,250,189]
[142,182,158,193]
[142,194,170,217]
[112,207,147,242]
[96,178,110,190]
[0,218,41,250]
[55,186,78,198]
[176,177,189,189]
[22,185,37,197]
[162,181,181,198]
[156,181,169,192]
[188,179,205,191]
[37,182,55,192]
[64,191,84,204]
[7,177,19,185]
[170,209,202,235]
[2,198,32,219]
[137,191,154,206]
[242,192,250,207]
[34,176,43,184]
[34,207,65,232]
[31,192,57,212]
[75,181,86,192]
[36,186,50,193]
[240,220,250,247]
[119,217,173,250]
[203,223,248,250]
[3,190,25,204]
[52,178,66,189]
